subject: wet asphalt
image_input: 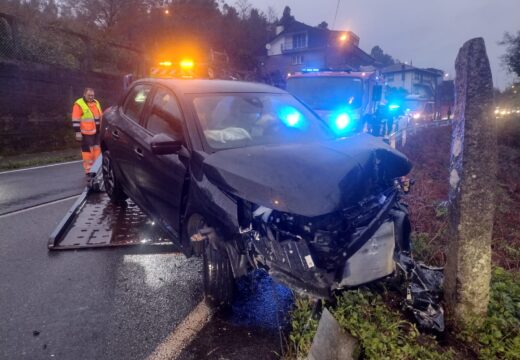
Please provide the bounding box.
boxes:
[0,162,294,359]
[0,162,85,215]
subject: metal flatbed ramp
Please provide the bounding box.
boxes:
[48,190,173,250]
[48,155,173,250]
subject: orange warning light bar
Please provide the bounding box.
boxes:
[180,59,194,68]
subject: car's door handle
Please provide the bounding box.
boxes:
[112,130,120,139]
[134,147,144,158]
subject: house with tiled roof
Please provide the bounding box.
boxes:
[261,20,374,86]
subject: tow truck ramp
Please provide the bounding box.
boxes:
[48,156,173,251]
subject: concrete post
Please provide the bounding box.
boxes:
[444,38,497,326]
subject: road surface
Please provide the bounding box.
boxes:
[0,162,290,359]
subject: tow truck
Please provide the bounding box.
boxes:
[49,55,220,250]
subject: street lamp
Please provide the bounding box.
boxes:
[164,9,170,15]
[339,33,349,43]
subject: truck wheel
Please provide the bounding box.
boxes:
[203,240,234,308]
[102,151,127,204]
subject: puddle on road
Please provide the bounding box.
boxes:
[179,271,295,360]
[230,270,294,329]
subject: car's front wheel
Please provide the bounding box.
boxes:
[203,238,235,308]
[102,151,127,204]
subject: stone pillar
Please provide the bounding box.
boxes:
[444,38,497,326]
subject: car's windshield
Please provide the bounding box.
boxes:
[191,93,333,150]
[287,76,364,110]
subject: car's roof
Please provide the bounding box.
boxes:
[138,78,287,95]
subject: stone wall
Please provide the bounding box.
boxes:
[0,61,124,155]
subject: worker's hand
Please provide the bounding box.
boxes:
[75,133,83,141]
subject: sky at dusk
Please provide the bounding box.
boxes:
[247,0,520,89]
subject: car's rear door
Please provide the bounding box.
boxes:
[112,83,153,207]
[132,85,189,237]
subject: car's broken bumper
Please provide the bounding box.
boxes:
[240,188,410,298]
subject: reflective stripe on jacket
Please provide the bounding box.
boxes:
[74,98,102,135]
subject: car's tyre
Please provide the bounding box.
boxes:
[102,151,127,204]
[203,239,235,308]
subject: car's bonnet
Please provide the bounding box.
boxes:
[201,133,411,218]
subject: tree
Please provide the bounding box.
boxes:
[265,6,278,24]
[235,0,251,19]
[279,6,294,26]
[500,31,520,79]
[63,0,149,34]
[42,0,58,20]
[317,21,328,29]
[370,45,395,67]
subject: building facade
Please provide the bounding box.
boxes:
[382,64,444,100]
[261,21,374,86]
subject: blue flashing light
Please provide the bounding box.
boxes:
[329,110,355,136]
[285,112,301,126]
[302,68,320,72]
[335,113,351,130]
[389,104,400,111]
[278,106,305,129]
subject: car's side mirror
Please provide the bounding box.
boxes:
[150,133,183,155]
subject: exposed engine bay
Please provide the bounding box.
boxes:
[236,183,411,298]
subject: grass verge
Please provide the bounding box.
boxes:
[286,268,519,359]
[0,148,80,171]
[285,118,520,359]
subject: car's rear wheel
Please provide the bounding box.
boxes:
[102,151,127,204]
[203,235,235,308]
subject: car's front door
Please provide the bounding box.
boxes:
[133,85,189,237]
[113,83,153,206]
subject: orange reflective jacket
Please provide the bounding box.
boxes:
[72,98,102,135]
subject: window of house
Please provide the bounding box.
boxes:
[145,87,184,139]
[293,33,307,49]
[386,73,394,82]
[123,84,152,123]
[414,72,421,81]
[292,55,303,65]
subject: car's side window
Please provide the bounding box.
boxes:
[122,84,152,123]
[145,88,184,139]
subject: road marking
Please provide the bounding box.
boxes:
[0,160,82,175]
[0,195,80,218]
[147,300,213,360]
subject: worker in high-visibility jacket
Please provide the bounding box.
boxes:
[72,88,102,174]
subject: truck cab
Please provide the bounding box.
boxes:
[286,69,383,134]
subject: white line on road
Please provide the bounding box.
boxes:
[0,195,80,218]
[147,300,214,360]
[0,160,82,175]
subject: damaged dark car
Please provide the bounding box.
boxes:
[100,79,412,306]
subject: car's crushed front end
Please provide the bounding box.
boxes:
[236,184,410,298]
[196,133,413,298]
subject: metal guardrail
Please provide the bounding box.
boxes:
[387,119,452,149]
